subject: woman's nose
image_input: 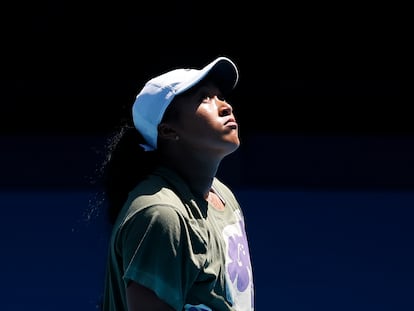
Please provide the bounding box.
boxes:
[216,96,233,116]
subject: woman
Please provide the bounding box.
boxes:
[101,56,255,310]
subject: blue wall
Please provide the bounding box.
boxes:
[1,188,413,310]
[1,134,413,310]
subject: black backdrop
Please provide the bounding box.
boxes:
[0,0,410,191]
[2,0,406,137]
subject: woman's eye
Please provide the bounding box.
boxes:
[201,95,211,102]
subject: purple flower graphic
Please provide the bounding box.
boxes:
[227,220,251,292]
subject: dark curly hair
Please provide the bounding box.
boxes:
[97,122,160,224]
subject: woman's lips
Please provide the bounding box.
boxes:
[225,120,238,129]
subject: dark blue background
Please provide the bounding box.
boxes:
[1,181,414,310]
[1,133,413,310]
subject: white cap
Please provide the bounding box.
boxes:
[132,56,239,151]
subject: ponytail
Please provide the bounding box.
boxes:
[100,123,160,224]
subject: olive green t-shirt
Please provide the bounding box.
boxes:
[103,166,254,310]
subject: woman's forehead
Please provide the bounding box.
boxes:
[183,79,222,96]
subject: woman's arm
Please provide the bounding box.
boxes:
[126,281,175,311]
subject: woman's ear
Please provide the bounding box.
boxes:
[158,123,178,141]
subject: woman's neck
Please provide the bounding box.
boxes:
[160,154,221,199]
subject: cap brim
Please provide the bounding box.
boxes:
[176,56,239,96]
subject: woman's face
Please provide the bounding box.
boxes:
[166,80,240,156]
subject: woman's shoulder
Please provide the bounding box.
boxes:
[126,173,184,215]
[212,178,237,200]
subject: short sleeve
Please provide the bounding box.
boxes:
[117,204,206,310]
